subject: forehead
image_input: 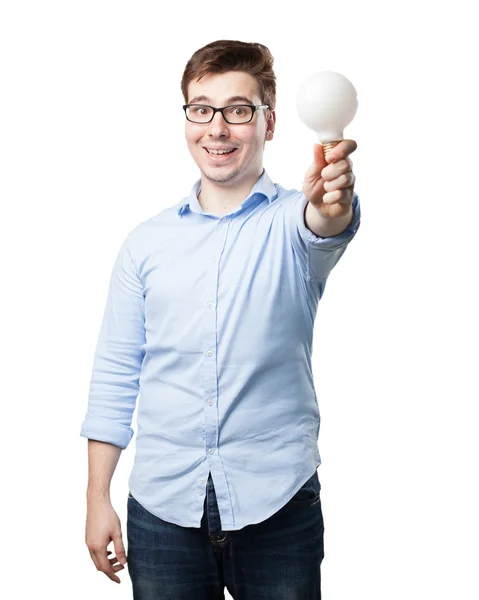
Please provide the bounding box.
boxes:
[187,71,261,104]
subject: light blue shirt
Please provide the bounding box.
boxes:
[80,169,361,530]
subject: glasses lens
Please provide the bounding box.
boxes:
[186,105,214,123]
[223,105,253,123]
[185,105,254,123]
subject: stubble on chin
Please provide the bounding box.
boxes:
[202,167,241,184]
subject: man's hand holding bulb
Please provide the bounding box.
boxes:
[302,139,357,237]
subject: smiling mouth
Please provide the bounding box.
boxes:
[204,148,238,157]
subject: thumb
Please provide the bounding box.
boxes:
[113,534,127,566]
[304,144,327,183]
[313,143,328,173]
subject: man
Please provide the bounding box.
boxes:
[81,39,360,599]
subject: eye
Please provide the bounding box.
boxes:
[192,106,212,115]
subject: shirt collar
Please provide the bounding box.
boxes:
[176,169,278,218]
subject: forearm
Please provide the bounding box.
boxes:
[86,439,122,500]
[304,200,354,238]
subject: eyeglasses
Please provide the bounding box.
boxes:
[183,104,269,124]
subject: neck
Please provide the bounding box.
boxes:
[197,168,264,216]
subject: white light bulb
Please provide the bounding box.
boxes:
[296,71,358,157]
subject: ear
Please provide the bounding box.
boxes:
[265,110,276,140]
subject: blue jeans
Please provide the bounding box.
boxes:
[126,470,324,599]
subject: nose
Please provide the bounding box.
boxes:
[206,110,230,137]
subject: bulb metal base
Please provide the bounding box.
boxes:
[322,141,340,159]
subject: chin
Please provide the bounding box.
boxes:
[202,167,242,184]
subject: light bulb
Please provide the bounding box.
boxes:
[296,71,358,158]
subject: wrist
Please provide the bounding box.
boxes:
[87,486,111,501]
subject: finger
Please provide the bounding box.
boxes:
[103,564,122,584]
[322,187,354,206]
[107,555,126,570]
[321,157,353,181]
[91,548,122,583]
[107,550,119,566]
[113,534,127,566]
[323,172,355,193]
[89,549,100,571]
[322,190,342,205]
[326,139,357,163]
[112,563,125,573]
[106,570,122,584]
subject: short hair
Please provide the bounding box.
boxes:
[181,40,276,111]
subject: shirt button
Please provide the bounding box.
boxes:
[207,350,213,357]
[208,399,213,405]
[209,449,215,454]
[212,258,216,263]
[221,217,226,223]
[206,302,213,309]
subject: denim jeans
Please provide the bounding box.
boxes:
[126,470,324,599]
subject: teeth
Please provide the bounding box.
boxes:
[207,149,235,155]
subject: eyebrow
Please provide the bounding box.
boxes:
[188,95,254,105]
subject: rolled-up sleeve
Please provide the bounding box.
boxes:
[80,233,146,449]
[287,191,361,284]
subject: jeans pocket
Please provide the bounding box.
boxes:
[287,471,321,507]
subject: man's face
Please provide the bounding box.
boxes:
[185,70,275,186]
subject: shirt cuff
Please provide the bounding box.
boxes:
[80,414,134,449]
[297,192,361,248]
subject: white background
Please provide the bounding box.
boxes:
[1,1,478,598]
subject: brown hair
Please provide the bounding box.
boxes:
[181,40,276,111]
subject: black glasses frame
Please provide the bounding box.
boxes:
[183,104,270,124]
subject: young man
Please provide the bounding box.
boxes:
[81,40,360,599]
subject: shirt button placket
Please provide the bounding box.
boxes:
[202,218,227,492]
